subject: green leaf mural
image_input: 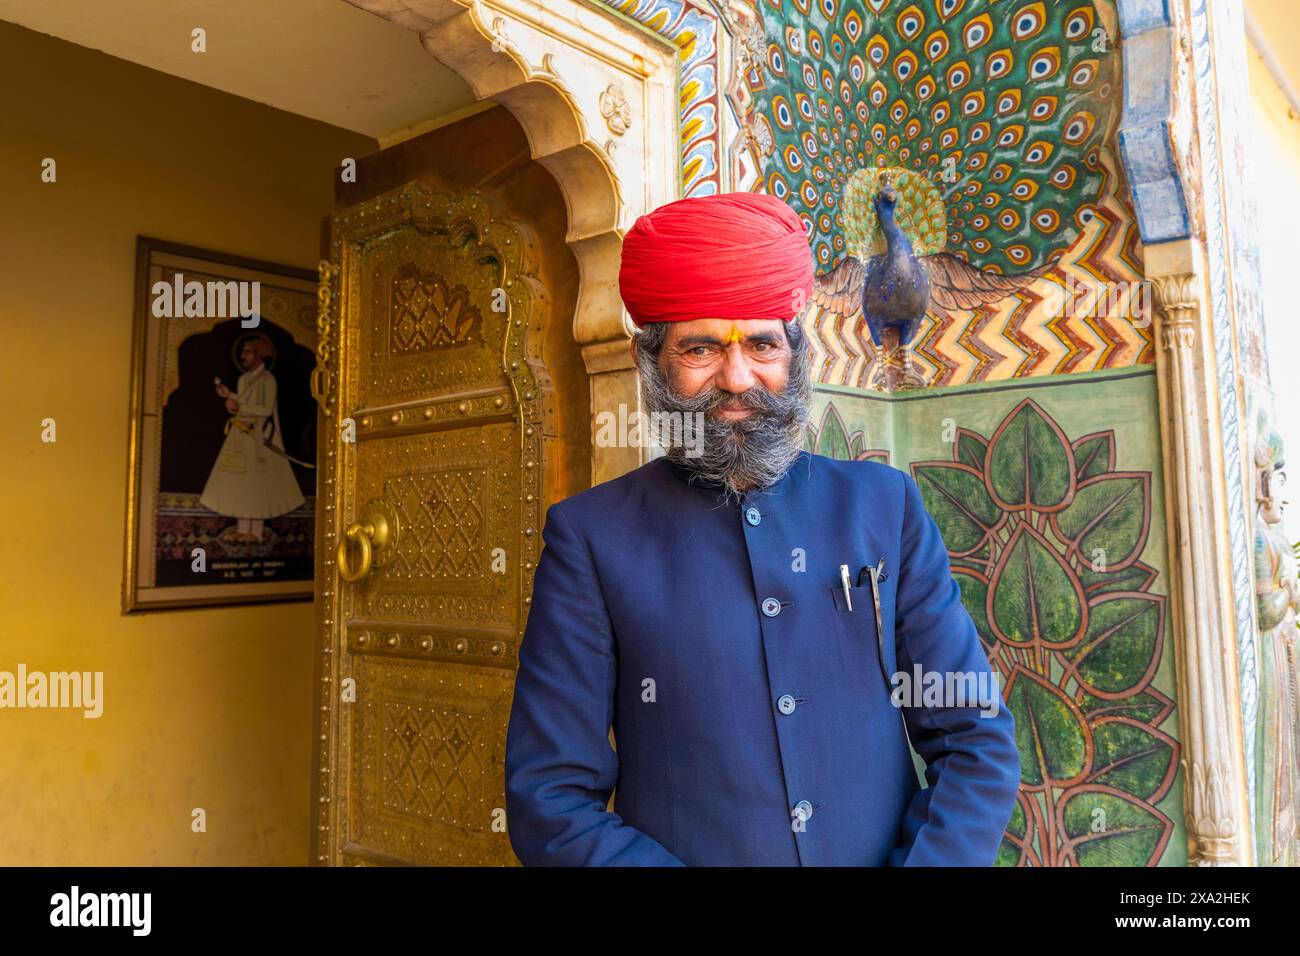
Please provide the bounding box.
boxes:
[913,463,999,555]
[814,403,853,460]
[953,568,994,651]
[818,395,1176,866]
[1061,788,1172,867]
[986,399,1077,512]
[1079,561,1159,597]
[1088,719,1177,801]
[951,541,992,571]
[1078,688,1173,725]
[956,428,988,470]
[1006,668,1090,789]
[990,523,1087,646]
[1065,593,1163,697]
[1073,431,1117,481]
[1052,473,1151,571]
[806,403,889,464]
[998,798,1030,867]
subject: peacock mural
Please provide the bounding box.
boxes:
[747,0,1121,388]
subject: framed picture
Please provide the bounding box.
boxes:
[123,237,320,612]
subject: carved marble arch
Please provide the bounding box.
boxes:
[345,0,683,483]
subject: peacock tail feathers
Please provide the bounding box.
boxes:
[842,165,947,257]
[752,0,1120,280]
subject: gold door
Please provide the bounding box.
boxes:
[311,184,556,866]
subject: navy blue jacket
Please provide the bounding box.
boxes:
[505,451,1020,865]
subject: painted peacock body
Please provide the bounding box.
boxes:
[749,0,1120,384]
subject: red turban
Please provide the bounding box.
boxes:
[618,192,814,326]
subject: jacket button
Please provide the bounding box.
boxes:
[793,800,813,822]
[744,507,762,526]
[777,694,796,715]
[761,597,781,617]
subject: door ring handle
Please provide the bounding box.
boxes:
[337,522,374,582]
[335,500,398,584]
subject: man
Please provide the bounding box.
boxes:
[200,332,305,542]
[504,192,1020,866]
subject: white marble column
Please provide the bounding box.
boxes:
[1149,241,1254,865]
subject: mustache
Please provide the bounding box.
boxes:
[663,380,789,417]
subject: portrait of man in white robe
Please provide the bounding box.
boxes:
[199,332,306,542]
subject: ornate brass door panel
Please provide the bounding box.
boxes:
[312,185,555,866]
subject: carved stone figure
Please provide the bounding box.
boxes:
[1252,413,1300,865]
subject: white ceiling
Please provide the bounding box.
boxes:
[0,0,483,142]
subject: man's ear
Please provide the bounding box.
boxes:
[630,334,638,364]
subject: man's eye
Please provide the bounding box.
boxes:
[688,346,712,356]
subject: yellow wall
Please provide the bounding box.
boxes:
[0,21,376,864]
[1248,40,1300,468]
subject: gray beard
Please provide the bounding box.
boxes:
[635,338,813,503]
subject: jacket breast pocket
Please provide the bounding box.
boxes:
[828,585,891,691]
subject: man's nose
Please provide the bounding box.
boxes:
[714,345,757,394]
